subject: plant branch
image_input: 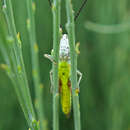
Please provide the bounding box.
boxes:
[65,0,81,130]
[52,0,61,129]
[26,0,47,130]
[1,0,38,129]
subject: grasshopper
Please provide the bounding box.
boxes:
[44,0,87,117]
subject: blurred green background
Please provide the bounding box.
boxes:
[0,0,130,130]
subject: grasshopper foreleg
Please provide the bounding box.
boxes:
[44,54,57,64]
[77,70,82,92]
[49,69,53,93]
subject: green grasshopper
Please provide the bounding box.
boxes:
[44,0,87,117]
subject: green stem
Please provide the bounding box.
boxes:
[52,0,61,129]
[65,0,81,130]
[2,0,38,129]
[26,1,47,130]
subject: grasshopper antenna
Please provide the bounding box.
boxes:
[74,0,88,21]
[47,0,52,7]
[47,0,88,23]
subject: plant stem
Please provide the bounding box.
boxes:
[2,0,38,129]
[65,0,81,130]
[52,0,61,129]
[26,1,47,130]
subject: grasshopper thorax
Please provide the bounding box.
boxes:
[59,34,70,61]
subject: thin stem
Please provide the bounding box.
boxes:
[26,1,47,130]
[52,0,61,129]
[65,0,81,130]
[2,0,38,129]
[0,9,29,123]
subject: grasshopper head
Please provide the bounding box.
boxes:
[59,34,70,61]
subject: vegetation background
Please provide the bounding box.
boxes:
[0,0,130,130]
